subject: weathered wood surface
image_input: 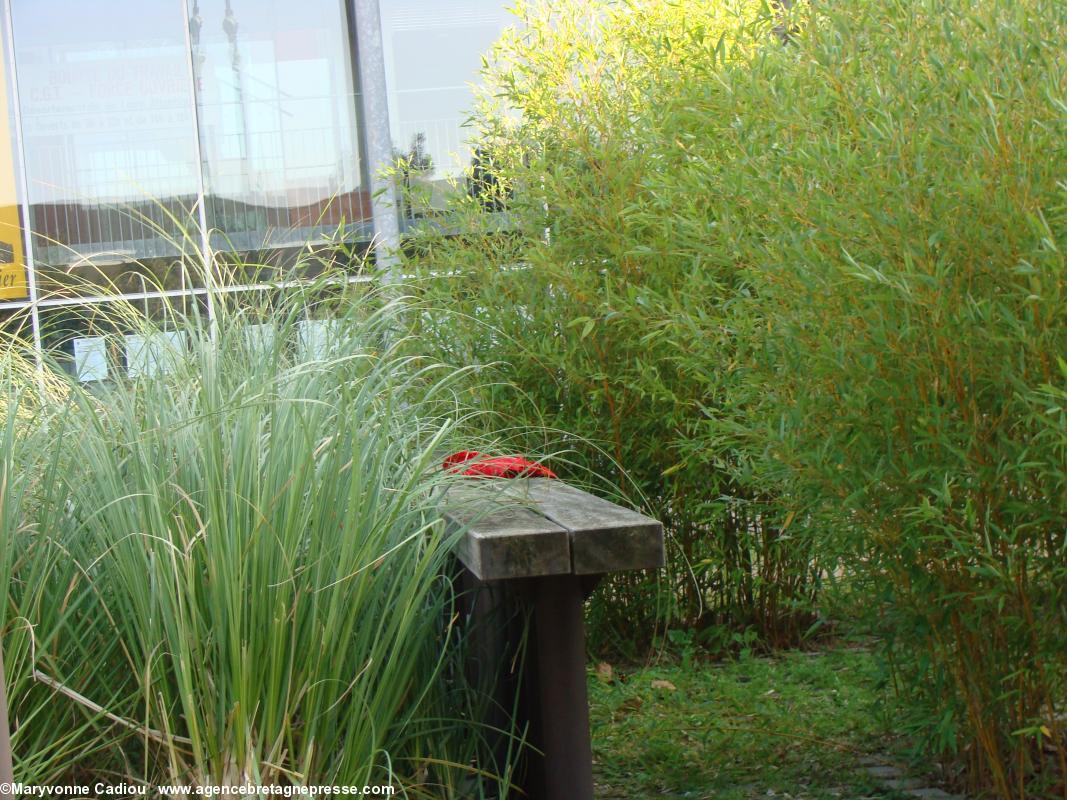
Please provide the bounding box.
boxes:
[443,478,664,580]
[444,488,571,581]
[522,479,664,575]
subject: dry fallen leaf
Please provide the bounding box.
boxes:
[650,679,677,691]
[596,662,615,684]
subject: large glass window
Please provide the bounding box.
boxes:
[0,0,516,363]
[10,0,203,296]
[37,294,209,383]
[380,1,515,221]
[190,0,369,268]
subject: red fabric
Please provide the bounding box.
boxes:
[443,451,557,479]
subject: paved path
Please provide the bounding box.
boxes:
[858,755,966,799]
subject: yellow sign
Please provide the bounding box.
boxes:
[0,50,27,300]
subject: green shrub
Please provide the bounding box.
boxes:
[694,1,1067,794]
[629,0,1064,793]
[403,0,826,656]
[405,0,1066,792]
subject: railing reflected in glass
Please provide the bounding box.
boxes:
[36,294,209,383]
[3,0,516,306]
[11,1,203,297]
[8,0,371,298]
[379,0,515,223]
[189,0,370,284]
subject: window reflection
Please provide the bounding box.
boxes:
[11,0,202,295]
[380,1,514,219]
[190,0,369,275]
[37,294,208,382]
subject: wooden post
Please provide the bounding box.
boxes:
[530,574,595,800]
[0,646,14,796]
[442,478,665,800]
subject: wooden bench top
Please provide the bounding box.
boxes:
[442,478,664,581]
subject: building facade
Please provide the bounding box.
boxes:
[0,0,512,377]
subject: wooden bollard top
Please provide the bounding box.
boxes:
[442,478,664,581]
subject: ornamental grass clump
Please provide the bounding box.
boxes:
[1,281,518,795]
[0,362,112,786]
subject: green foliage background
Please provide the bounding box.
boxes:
[404,0,1067,795]
[406,0,824,657]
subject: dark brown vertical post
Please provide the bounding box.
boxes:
[0,647,13,795]
[531,574,594,800]
[442,478,663,799]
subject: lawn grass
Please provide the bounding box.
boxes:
[589,645,911,799]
